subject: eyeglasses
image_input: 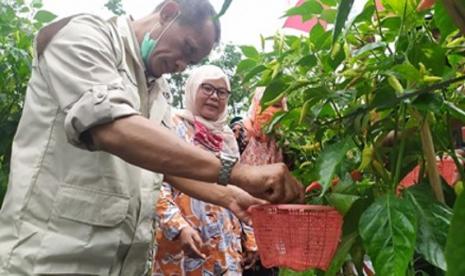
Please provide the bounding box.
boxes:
[200,83,230,100]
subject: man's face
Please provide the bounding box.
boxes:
[233,125,242,139]
[148,19,216,78]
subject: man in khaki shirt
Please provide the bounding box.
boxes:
[0,0,304,275]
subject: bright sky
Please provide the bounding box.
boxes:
[41,0,298,47]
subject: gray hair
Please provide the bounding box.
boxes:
[155,0,221,44]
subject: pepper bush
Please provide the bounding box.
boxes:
[236,0,465,275]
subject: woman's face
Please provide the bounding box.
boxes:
[194,78,229,121]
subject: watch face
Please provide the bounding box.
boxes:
[221,153,238,162]
[218,153,238,185]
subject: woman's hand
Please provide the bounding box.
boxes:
[241,251,259,270]
[178,226,206,259]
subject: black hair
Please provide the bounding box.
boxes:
[229,116,243,126]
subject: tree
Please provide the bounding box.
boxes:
[0,0,56,206]
[168,43,250,117]
[104,0,125,16]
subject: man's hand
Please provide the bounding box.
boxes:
[178,226,205,259]
[226,185,268,224]
[230,163,304,204]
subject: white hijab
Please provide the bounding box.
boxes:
[176,65,239,158]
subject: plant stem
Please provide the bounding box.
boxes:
[414,111,445,203]
[373,0,393,55]
[392,105,407,189]
[322,75,465,126]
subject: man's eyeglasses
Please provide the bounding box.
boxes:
[200,83,230,100]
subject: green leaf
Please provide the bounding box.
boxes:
[371,85,398,110]
[359,194,417,276]
[242,65,266,83]
[31,0,43,8]
[391,62,420,82]
[265,111,287,134]
[310,22,330,48]
[320,0,338,6]
[240,46,259,60]
[320,9,337,23]
[325,232,358,276]
[236,59,256,74]
[279,268,316,275]
[312,137,355,194]
[352,2,375,24]
[260,78,289,108]
[381,0,417,20]
[333,0,355,43]
[215,0,233,19]
[434,1,457,41]
[326,193,360,215]
[33,10,57,23]
[296,54,317,68]
[413,93,443,114]
[408,42,446,76]
[284,1,323,22]
[446,191,465,276]
[353,41,387,57]
[406,186,452,271]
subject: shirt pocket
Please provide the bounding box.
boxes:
[33,184,130,275]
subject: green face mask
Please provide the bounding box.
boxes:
[140,13,180,69]
[140,32,157,67]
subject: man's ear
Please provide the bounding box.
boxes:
[159,1,180,24]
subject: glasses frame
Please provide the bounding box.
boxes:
[200,83,231,100]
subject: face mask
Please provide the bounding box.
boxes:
[140,12,180,67]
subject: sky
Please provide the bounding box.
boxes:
[41,0,298,48]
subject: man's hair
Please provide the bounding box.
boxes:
[230,116,243,126]
[155,0,221,44]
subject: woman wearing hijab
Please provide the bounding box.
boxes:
[240,87,285,166]
[235,88,285,276]
[153,65,257,276]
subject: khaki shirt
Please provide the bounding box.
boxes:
[0,15,170,276]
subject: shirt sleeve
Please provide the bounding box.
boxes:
[155,182,191,241]
[39,14,140,150]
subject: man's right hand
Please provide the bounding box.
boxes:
[230,163,305,204]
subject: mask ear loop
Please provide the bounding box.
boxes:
[152,11,180,42]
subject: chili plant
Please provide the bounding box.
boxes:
[237,0,465,275]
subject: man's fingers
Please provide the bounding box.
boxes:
[250,196,269,206]
[289,175,304,203]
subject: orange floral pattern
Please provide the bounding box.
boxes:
[152,116,257,276]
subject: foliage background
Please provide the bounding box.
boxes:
[0,0,57,206]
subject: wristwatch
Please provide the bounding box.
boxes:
[217,153,238,185]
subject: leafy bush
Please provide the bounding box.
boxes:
[237,0,465,274]
[0,0,56,206]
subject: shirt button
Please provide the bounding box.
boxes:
[96,92,105,99]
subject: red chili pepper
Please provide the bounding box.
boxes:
[305,181,322,193]
[351,170,363,182]
[417,0,435,11]
[331,177,340,187]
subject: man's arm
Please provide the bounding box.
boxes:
[164,175,268,222]
[90,115,304,203]
[91,115,221,183]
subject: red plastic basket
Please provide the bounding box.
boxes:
[250,204,343,271]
